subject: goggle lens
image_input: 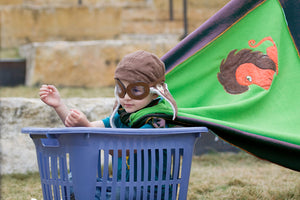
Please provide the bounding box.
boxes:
[115,79,150,100]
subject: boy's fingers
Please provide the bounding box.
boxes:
[65,120,71,127]
[39,90,48,95]
[39,91,51,99]
[65,116,74,127]
[39,87,49,92]
[39,91,49,97]
[68,114,76,121]
[40,84,47,89]
[40,85,50,91]
[72,109,81,115]
[40,95,47,99]
[70,109,82,118]
[64,117,69,126]
[69,110,76,117]
[68,111,80,121]
[47,85,58,92]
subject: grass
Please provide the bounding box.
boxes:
[188,152,300,200]
[1,172,42,200]
[1,152,300,200]
[0,86,115,98]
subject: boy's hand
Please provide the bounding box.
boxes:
[65,109,91,127]
[39,85,62,108]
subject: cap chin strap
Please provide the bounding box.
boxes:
[150,83,177,120]
[110,87,120,128]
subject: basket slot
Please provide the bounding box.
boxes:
[119,149,128,198]
[60,153,69,181]
[141,149,149,199]
[50,156,61,199]
[128,148,135,199]
[135,149,142,198]
[148,148,156,199]
[111,149,119,199]
[178,149,184,179]
[156,149,165,198]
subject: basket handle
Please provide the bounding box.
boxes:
[41,134,60,147]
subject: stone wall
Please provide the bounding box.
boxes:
[0,0,230,50]
[0,1,182,50]
[0,97,114,174]
[0,0,145,6]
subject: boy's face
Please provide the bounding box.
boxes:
[117,80,157,113]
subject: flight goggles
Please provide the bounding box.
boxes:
[115,78,153,100]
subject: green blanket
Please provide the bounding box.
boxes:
[162,0,300,171]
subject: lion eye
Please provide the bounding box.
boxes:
[246,76,252,82]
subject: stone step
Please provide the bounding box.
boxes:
[0,0,147,7]
[0,1,181,51]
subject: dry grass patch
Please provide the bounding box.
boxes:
[188,152,300,200]
[2,152,300,199]
[1,172,42,200]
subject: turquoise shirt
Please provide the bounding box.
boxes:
[102,113,154,128]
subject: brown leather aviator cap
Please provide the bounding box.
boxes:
[114,50,165,85]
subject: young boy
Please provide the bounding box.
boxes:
[39,50,178,199]
[39,50,177,129]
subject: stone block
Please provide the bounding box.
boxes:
[0,5,122,48]
[0,97,115,174]
[0,0,23,5]
[121,7,183,35]
[20,37,179,87]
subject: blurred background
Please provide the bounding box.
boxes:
[0,0,237,175]
[2,1,300,200]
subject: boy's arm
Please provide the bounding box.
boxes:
[53,103,70,125]
[40,85,105,128]
[65,109,105,127]
[39,84,69,125]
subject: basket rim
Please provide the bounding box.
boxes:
[22,127,208,136]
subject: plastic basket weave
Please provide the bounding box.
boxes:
[22,127,207,200]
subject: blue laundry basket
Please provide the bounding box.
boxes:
[22,127,208,200]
